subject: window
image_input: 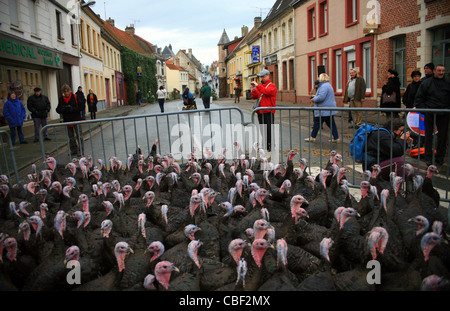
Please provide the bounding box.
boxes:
[282,61,287,90]
[87,25,92,53]
[289,59,295,90]
[431,26,450,70]
[393,36,406,88]
[29,0,37,34]
[268,32,272,52]
[288,19,293,44]
[320,53,328,73]
[307,5,316,40]
[319,0,328,36]
[282,23,286,47]
[335,50,342,92]
[80,19,85,50]
[363,42,372,92]
[310,55,316,89]
[56,10,64,40]
[70,16,77,46]
[274,28,278,51]
[9,0,19,27]
[346,0,359,27]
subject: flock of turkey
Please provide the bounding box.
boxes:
[0,139,449,291]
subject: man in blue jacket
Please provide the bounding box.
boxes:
[3,91,27,144]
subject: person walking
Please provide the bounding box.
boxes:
[200,81,212,109]
[304,73,340,144]
[75,86,86,120]
[156,86,167,113]
[27,87,51,142]
[414,64,450,167]
[86,89,98,120]
[380,68,401,120]
[136,89,142,106]
[3,91,27,145]
[343,68,366,129]
[234,84,242,104]
[363,118,413,180]
[251,69,277,152]
[56,84,83,156]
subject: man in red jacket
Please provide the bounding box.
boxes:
[251,69,277,152]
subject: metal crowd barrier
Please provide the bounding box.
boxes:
[0,129,21,184]
[39,107,247,168]
[251,106,449,203]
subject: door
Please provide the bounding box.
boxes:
[105,78,111,108]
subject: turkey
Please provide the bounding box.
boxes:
[0,142,448,292]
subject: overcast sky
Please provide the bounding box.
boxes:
[94,0,277,66]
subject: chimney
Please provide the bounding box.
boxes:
[106,17,115,27]
[241,25,248,37]
[125,24,135,34]
[188,48,192,57]
[254,16,262,28]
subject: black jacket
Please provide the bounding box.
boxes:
[380,77,401,109]
[27,94,51,118]
[364,129,406,168]
[86,93,98,112]
[402,80,421,109]
[56,93,82,122]
[75,90,86,109]
[414,76,450,110]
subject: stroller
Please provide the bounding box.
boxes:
[182,96,197,110]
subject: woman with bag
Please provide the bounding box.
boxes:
[250,69,277,152]
[304,73,340,143]
[380,68,401,120]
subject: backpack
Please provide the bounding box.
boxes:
[350,124,390,163]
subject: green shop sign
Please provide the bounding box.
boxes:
[0,32,63,69]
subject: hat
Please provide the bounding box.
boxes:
[34,87,41,92]
[411,70,421,78]
[388,68,399,77]
[424,63,435,70]
[257,69,270,77]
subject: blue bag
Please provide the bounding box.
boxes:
[350,124,390,163]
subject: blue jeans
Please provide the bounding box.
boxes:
[158,99,165,112]
[10,126,24,144]
[310,116,339,140]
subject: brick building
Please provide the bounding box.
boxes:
[376,0,450,95]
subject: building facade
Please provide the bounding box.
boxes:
[0,0,76,124]
[292,0,377,106]
[166,62,189,98]
[260,0,296,102]
[375,0,450,95]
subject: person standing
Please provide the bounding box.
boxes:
[251,69,277,152]
[421,63,434,81]
[304,73,340,143]
[234,84,242,104]
[380,68,401,120]
[27,87,51,142]
[86,89,98,120]
[56,84,83,156]
[156,86,167,113]
[414,64,450,166]
[200,81,211,109]
[75,86,86,120]
[343,68,366,129]
[136,89,142,106]
[402,70,422,109]
[3,91,27,145]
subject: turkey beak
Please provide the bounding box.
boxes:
[172,266,180,273]
[129,247,134,254]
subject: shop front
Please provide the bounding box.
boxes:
[0,31,63,126]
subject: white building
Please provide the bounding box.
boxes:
[0,0,82,122]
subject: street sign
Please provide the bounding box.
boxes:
[252,46,260,64]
